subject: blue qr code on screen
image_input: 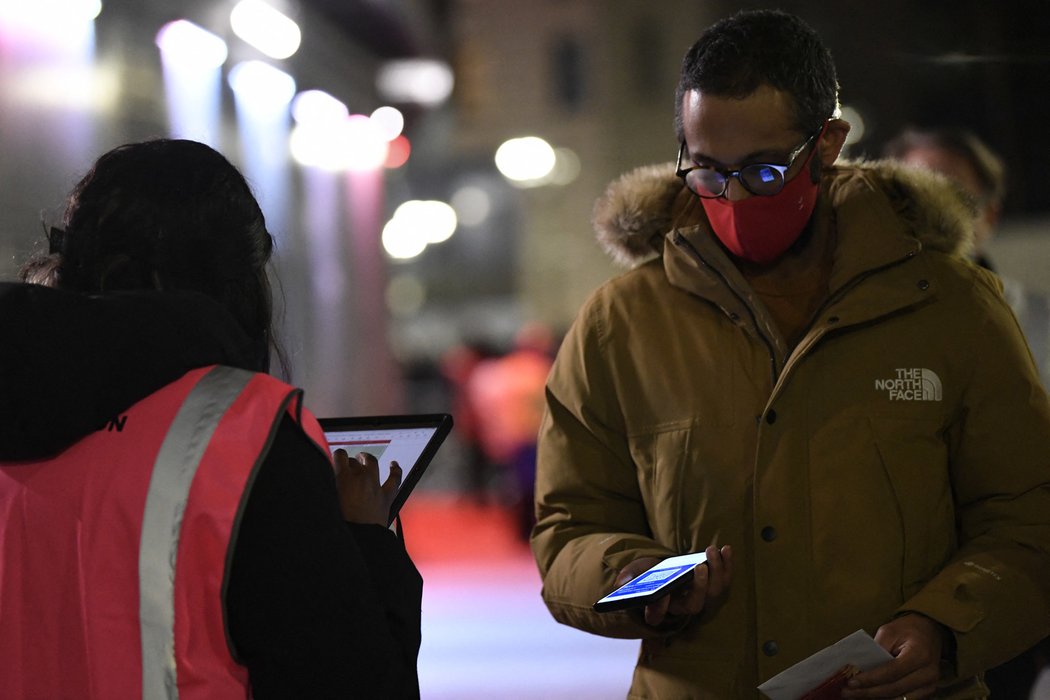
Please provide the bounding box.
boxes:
[606,564,693,598]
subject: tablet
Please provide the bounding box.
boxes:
[319,413,453,525]
[593,551,708,612]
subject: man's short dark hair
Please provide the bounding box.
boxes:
[674,9,839,140]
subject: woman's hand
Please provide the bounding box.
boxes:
[334,449,402,526]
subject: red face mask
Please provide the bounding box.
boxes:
[700,147,821,265]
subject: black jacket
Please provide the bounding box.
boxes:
[0,282,422,698]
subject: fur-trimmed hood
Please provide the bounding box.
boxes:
[592,159,977,268]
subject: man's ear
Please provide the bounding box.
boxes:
[818,118,851,166]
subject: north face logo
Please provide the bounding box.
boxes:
[874,368,942,401]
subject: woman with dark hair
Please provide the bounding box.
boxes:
[0,139,422,698]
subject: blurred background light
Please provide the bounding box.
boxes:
[370,105,405,141]
[451,185,492,227]
[291,89,348,125]
[376,59,454,106]
[6,62,118,112]
[382,199,458,259]
[228,60,296,109]
[386,273,427,317]
[229,58,295,231]
[290,113,393,172]
[156,20,228,71]
[383,216,428,260]
[290,122,346,171]
[839,104,866,147]
[230,0,301,59]
[398,200,457,243]
[384,135,412,169]
[156,21,225,143]
[549,147,581,186]
[495,136,557,184]
[0,0,101,27]
[0,0,100,49]
[343,114,390,171]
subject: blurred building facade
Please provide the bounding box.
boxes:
[443,0,1050,333]
[1,0,1048,421]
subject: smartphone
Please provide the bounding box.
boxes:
[593,551,709,613]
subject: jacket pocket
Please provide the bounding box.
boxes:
[628,421,748,554]
[808,415,906,620]
[869,415,956,597]
[628,424,691,549]
[630,642,743,699]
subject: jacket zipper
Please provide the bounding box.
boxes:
[672,231,780,386]
[775,250,923,387]
[799,251,919,346]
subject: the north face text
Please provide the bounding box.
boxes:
[875,368,942,401]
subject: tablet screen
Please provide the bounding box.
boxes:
[319,413,453,523]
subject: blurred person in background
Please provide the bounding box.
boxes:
[884,126,1050,388]
[885,127,1050,698]
[0,139,422,698]
[439,339,499,502]
[531,9,1050,699]
[467,322,556,542]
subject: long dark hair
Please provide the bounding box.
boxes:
[21,139,281,373]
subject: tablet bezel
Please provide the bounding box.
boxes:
[319,413,453,525]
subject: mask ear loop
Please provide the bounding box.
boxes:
[808,149,823,185]
[808,120,833,185]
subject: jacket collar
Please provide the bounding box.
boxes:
[662,174,923,334]
[592,159,975,272]
[595,161,972,376]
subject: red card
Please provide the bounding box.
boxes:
[799,664,859,700]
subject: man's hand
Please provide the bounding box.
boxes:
[334,449,402,526]
[614,545,733,626]
[841,613,949,699]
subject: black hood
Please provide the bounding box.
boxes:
[0,283,262,461]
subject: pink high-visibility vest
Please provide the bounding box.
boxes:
[0,365,331,699]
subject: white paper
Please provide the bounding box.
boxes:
[757,629,894,700]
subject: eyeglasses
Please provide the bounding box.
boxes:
[675,130,821,199]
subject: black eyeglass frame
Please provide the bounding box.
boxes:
[675,128,823,199]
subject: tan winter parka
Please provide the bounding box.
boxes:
[531,161,1050,699]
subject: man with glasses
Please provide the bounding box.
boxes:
[531,9,1050,699]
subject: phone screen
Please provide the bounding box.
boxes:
[593,551,708,612]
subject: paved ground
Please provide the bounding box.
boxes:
[400,494,639,699]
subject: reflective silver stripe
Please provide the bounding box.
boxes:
[139,366,253,700]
